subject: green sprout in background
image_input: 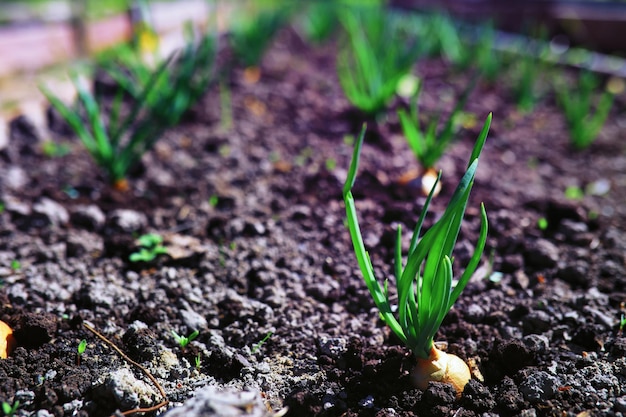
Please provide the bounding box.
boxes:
[343,113,491,395]
[1,400,19,417]
[251,331,273,354]
[336,6,422,115]
[295,0,338,44]
[9,260,20,271]
[464,21,503,84]
[229,1,290,68]
[76,339,87,365]
[172,330,199,351]
[564,185,585,201]
[129,233,168,263]
[555,71,615,150]
[397,78,476,171]
[41,140,71,158]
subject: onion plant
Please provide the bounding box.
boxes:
[229,3,290,68]
[337,6,422,115]
[40,33,215,187]
[397,78,476,172]
[555,71,614,150]
[295,0,338,45]
[103,29,216,127]
[456,21,503,84]
[343,113,492,396]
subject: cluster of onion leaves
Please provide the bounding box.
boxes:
[343,113,492,395]
[555,71,615,150]
[336,6,422,115]
[40,32,215,186]
[398,77,477,171]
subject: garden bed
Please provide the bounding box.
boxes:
[1,16,626,417]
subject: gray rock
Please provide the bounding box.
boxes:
[615,396,626,413]
[107,209,148,233]
[317,335,347,358]
[518,409,537,417]
[465,304,486,323]
[71,204,106,231]
[180,308,208,331]
[14,389,35,405]
[519,371,559,403]
[5,167,28,190]
[523,334,550,354]
[4,195,31,217]
[66,231,103,258]
[163,386,276,417]
[103,368,159,410]
[32,197,69,227]
[525,239,559,269]
[523,310,552,334]
[557,261,590,287]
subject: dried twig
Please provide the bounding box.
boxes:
[83,322,169,416]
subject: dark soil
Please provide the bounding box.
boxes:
[1,27,626,417]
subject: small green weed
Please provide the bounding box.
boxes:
[77,339,87,365]
[172,330,199,351]
[251,331,273,354]
[129,233,168,263]
[1,400,19,417]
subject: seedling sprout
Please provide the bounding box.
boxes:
[251,331,273,354]
[172,330,199,351]
[1,401,19,417]
[77,339,87,365]
[129,233,168,263]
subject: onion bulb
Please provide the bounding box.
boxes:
[0,320,16,359]
[411,346,471,398]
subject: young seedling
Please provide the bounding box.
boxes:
[251,331,273,354]
[172,330,199,351]
[1,400,19,417]
[555,71,615,150]
[343,114,491,397]
[397,78,476,182]
[336,6,422,115]
[76,339,87,366]
[564,185,584,201]
[129,233,168,263]
[195,353,202,370]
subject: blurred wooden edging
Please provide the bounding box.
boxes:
[391,0,626,53]
[0,0,218,78]
[0,0,232,150]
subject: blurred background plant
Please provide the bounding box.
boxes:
[555,70,616,149]
[40,27,216,188]
[228,0,292,70]
[336,5,423,116]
